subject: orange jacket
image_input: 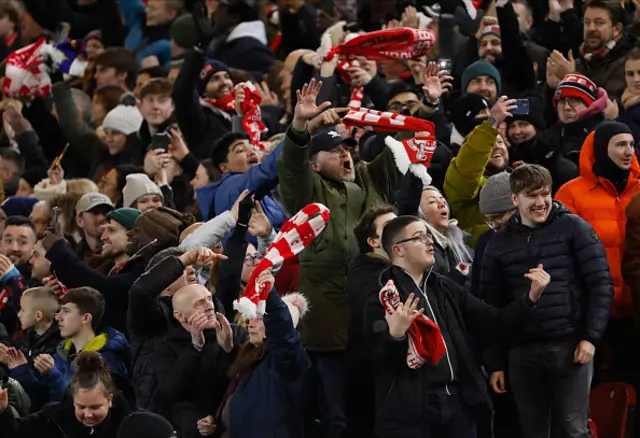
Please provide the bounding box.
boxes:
[556,131,640,318]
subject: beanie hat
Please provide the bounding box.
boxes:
[135,206,196,249]
[0,196,38,217]
[480,24,501,40]
[83,30,102,46]
[450,93,490,137]
[102,103,143,135]
[553,74,597,110]
[506,95,547,132]
[197,59,231,96]
[20,167,48,189]
[462,60,502,96]
[122,174,164,209]
[282,293,309,328]
[479,172,514,215]
[106,207,142,231]
[117,412,175,438]
[171,13,199,50]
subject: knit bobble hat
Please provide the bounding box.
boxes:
[461,60,502,96]
[171,13,199,50]
[102,93,143,135]
[450,93,490,137]
[122,173,164,209]
[553,74,598,109]
[479,171,514,215]
[0,197,38,217]
[282,293,309,328]
[197,59,231,96]
[117,412,175,438]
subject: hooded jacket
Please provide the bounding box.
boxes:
[555,131,640,319]
[210,21,276,77]
[0,392,132,438]
[479,202,613,371]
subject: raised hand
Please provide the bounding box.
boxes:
[48,161,65,185]
[188,312,209,350]
[476,16,498,39]
[259,81,279,107]
[231,189,252,222]
[235,83,246,117]
[548,50,575,79]
[0,254,14,278]
[385,293,425,339]
[292,79,332,131]
[168,128,189,161]
[180,247,227,267]
[213,312,233,353]
[33,353,55,375]
[256,269,275,291]
[401,6,420,29]
[524,264,550,302]
[248,202,273,238]
[490,96,518,126]
[422,62,443,103]
[348,66,373,88]
[307,107,349,135]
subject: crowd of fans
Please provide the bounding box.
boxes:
[0,0,637,437]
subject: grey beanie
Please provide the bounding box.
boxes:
[479,172,514,214]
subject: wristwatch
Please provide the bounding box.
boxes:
[424,98,440,109]
[487,116,497,127]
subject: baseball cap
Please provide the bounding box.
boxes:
[309,129,357,157]
[76,193,114,215]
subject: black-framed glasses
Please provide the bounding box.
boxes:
[485,209,517,229]
[394,232,433,246]
[388,100,420,113]
[244,254,263,266]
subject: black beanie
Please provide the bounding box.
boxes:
[117,412,175,438]
[450,93,490,137]
[506,95,546,132]
[593,121,633,193]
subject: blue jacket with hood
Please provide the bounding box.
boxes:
[13,327,130,403]
[196,140,287,236]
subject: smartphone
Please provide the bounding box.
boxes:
[51,207,60,233]
[437,58,453,72]
[151,132,170,152]
[511,99,530,115]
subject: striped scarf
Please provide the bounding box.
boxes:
[343,108,435,132]
[234,203,330,319]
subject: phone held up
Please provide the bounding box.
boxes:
[51,207,61,233]
[511,99,530,115]
[151,132,170,152]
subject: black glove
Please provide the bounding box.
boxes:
[237,195,254,227]
[191,2,216,48]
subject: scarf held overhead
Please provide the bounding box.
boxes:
[234,203,330,319]
[379,279,446,369]
[324,27,436,62]
[343,107,435,133]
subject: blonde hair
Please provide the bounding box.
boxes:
[22,287,59,321]
[66,179,99,196]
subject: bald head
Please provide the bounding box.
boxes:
[172,284,215,325]
[284,49,315,72]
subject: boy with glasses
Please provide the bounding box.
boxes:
[362,214,545,438]
[479,164,613,438]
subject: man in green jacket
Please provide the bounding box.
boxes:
[278,80,401,436]
[444,96,516,247]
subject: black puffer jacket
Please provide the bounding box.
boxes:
[537,113,604,166]
[364,266,535,438]
[479,202,613,355]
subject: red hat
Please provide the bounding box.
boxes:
[553,73,598,110]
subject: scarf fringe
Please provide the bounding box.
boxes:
[385,136,433,186]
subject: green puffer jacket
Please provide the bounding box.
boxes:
[278,127,400,351]
[443,122,500,247]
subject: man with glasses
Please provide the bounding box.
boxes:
[479,164,612,438]
[362,214,545,438]
[538,73,607,166]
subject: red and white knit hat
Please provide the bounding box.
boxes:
[553,73,598,109]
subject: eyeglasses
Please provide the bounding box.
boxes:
[244,254,263,266]
[394,232,433,246]
[485,209,516,229]
[557,97,583,108]
[388,100,420,113]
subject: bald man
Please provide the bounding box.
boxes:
[154,283,246,438]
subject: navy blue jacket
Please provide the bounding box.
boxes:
[227,288,310,438]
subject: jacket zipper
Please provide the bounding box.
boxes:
[409,272,455,395]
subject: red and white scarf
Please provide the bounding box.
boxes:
[385,134,437,186]
[324,27,435,62]
[234,203,330,319]
[200,82,267,144]
[379,279,446,369]
[343,108,435,133]
[236,82,267,145]
[336,59,364,110]
[3,37,64,99]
